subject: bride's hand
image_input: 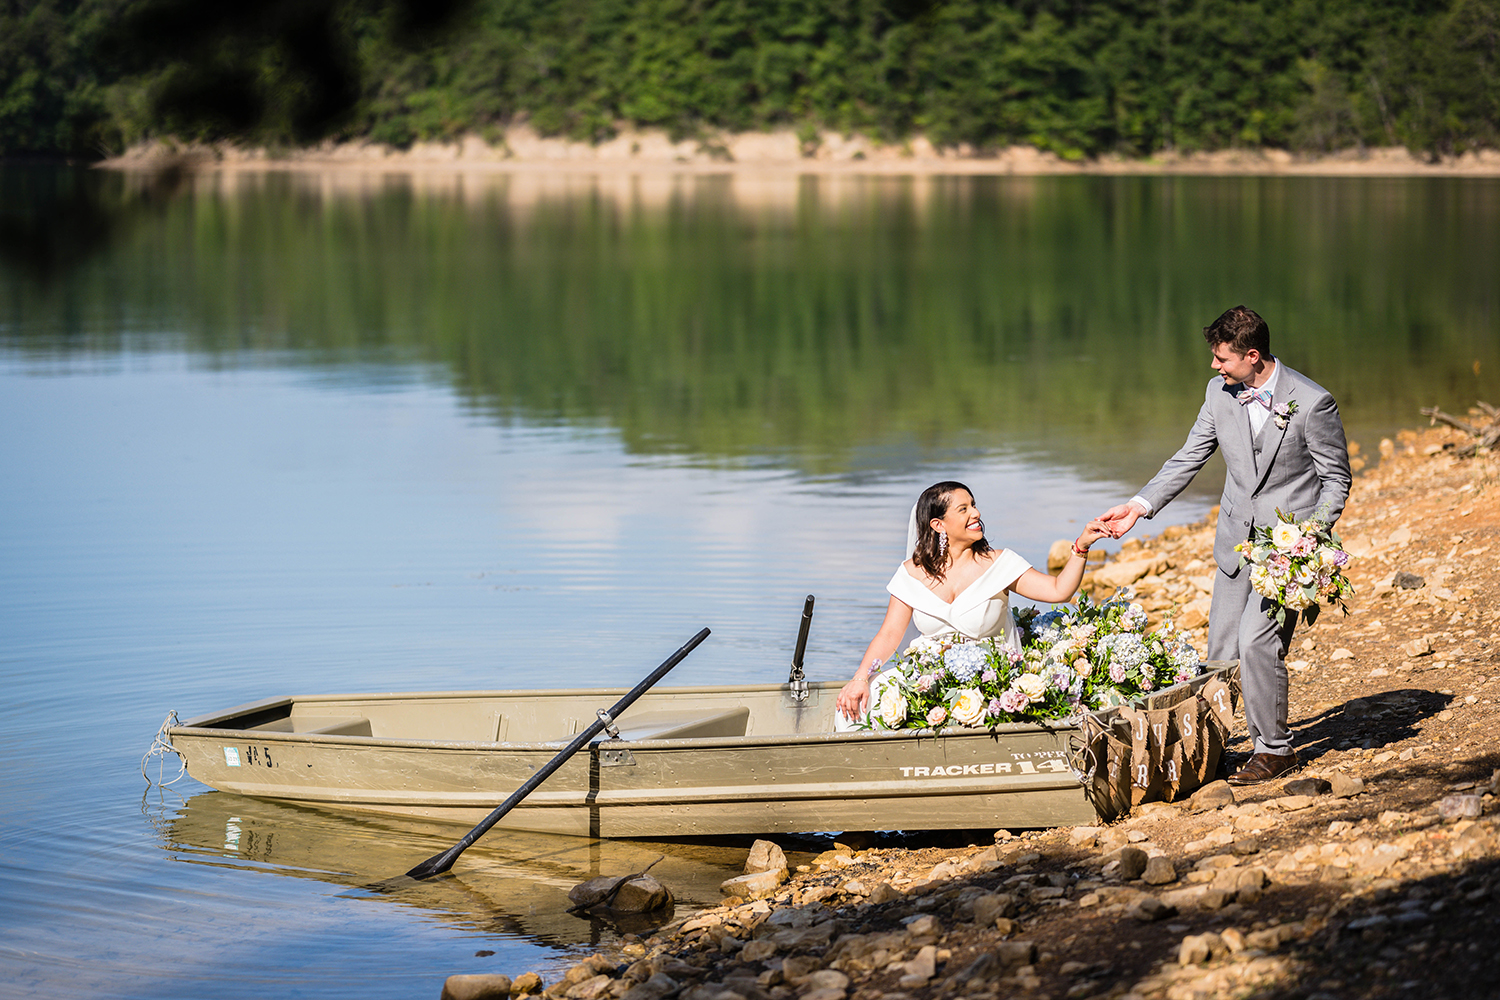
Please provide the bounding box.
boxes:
[1077,519,1111,549]
[836,673,872,722]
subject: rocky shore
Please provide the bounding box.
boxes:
[102,129,1500,179]
[448,406,1500,1000]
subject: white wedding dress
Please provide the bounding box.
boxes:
[834,547,1033,731]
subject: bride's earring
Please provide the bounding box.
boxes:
[938,531,947,556]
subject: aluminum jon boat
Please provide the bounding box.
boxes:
[162,663,1235,838]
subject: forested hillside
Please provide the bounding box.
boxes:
[2,0,1496,161]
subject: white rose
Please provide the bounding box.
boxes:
[1283,586,1314,611]
[1272,521,1302,551]
[905,636,944,662]
[1317,546,1342,569]
[951,688,986,727]
[1249,565,1277,599]
[877,684,908,728]
[1015,673,1048,704]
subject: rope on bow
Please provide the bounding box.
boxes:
[142,710,188,787]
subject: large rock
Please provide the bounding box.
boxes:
[1330,773,1365,798]
[569,875,673,913]
[1438,794,1483,821]
[897,945,937,989]
[744,840,788,876]
[970,893,1019,926]
[442,975,513,1000]
[1094,556,1169,589]
[1116,846,1150,881]
[1178,933,1224,966]
[1128,895,1177,921]
[564,976,613,1000]
[1177,598,1212,631]
[1142,856,1178,885]
[1047,539,1074,572]
[1189,780,1236,811]
[1283,777,1331,797]
[1400,636,1432,656]
[620,974,678,1000]
[613,876,673,913]
[738,939,778,963]
[780,956,823,983]
[511,973,545,996]
[803,971,849,992]
[721,870,784,900]
[996,941,1037,966]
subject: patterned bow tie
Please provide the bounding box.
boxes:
[1238,386,1273,410]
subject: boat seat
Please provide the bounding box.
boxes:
[610,707,750,741]
[296,717,374,737]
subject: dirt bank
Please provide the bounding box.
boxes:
[477,404,1499,1000]
[100,128,1500,179]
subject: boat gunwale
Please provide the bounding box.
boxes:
[175,681,851,730]
[170,665,1235,752]
[168,717,1082,752]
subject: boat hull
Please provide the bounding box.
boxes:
[168,681,1100,836]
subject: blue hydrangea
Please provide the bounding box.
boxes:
[1100,632,1149,670]
[944,643,989,682]
[1172,643,1200,671]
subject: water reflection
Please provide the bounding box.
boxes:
[3,167,1495,481]
[156,789,753,947]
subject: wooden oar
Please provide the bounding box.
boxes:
[401,628,711,881]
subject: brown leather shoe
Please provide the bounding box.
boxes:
[1226,751,1300,786]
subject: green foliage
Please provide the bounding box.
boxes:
[1,0,1498,159]
[0,0,127,157]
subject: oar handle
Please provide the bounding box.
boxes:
[406,627,711,879]
[791,595,815,671]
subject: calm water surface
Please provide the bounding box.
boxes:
[1,168,1496,999]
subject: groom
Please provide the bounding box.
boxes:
[1098,306,1351,786]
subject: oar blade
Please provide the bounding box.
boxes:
[405,848,459,881]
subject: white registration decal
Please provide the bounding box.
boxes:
[223,747,241,767]
[899,750,1069,779]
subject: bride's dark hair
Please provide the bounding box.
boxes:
[913,481,992,581]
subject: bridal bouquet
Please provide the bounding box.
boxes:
[1235,510,1354,626]
[866,594,1203,733]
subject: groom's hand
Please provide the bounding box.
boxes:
[1098,502,1145,538]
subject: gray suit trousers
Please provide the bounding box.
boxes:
[1208,565,1299,756]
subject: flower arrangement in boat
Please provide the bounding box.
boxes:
[866,594,1204,733]
[1234,509,1354,626]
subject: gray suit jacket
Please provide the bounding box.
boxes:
[1137,363,1352,576]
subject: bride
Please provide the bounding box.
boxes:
[835,480,1111,728]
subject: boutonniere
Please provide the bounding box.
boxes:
[1273,400,1298,429]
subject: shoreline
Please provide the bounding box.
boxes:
[461,410,1500,1000]
[99,128,1500,179]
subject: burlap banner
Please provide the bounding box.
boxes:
[1071,661,1240,822]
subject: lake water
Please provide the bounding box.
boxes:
[1,166,1496,999]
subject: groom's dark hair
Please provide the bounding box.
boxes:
[914,481,993,581]
[1202,305,1271,357]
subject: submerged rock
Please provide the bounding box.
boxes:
[442,974,513,1000]
[569,874,674,913]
